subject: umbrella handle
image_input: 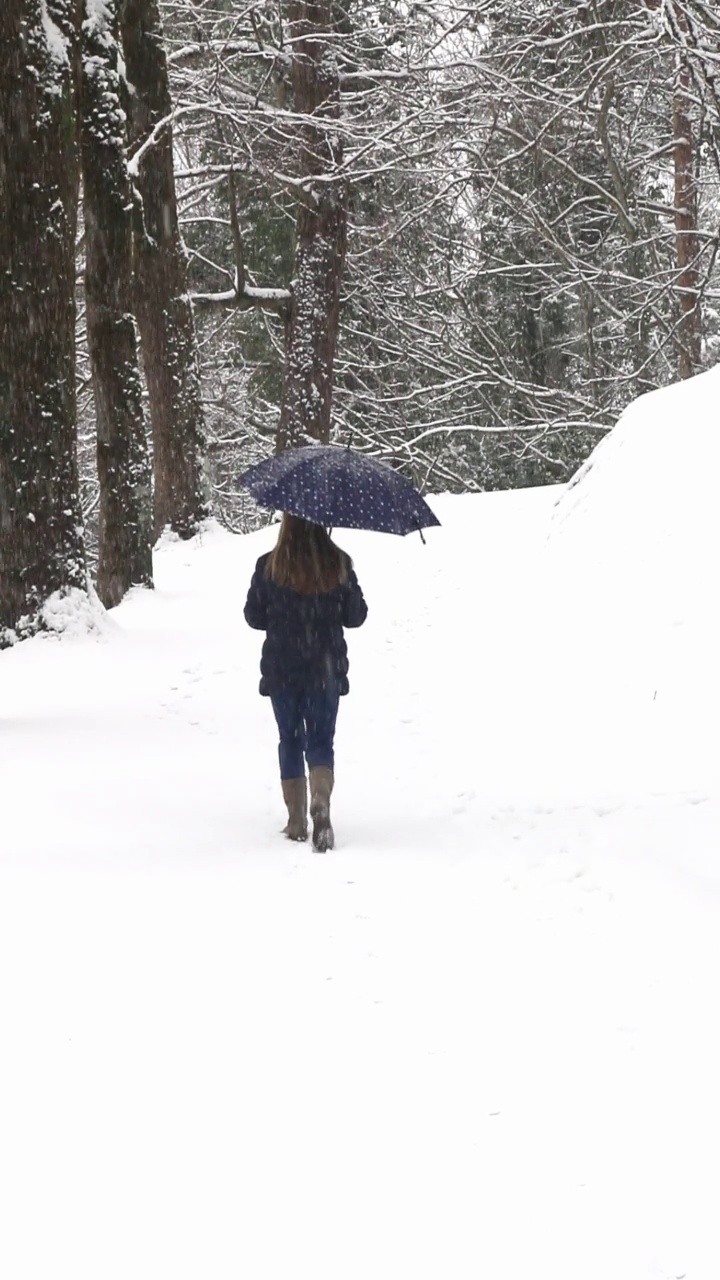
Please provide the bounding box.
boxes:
[415,518,426,546]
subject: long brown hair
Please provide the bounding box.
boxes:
[266,513,350,594]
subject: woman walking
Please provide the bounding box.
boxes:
[244,514,368,851]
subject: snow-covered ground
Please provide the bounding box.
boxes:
[2,370,719,1279]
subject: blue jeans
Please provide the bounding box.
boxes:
[270,685,340,780]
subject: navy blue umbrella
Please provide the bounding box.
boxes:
[237,445,440,536]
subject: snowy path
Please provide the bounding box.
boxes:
[2,490,719,1280]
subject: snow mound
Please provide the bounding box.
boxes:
[41,584,110,640]
[543,363,720,791]
[550,363,720,629]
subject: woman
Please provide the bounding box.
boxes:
[244,513,368,851]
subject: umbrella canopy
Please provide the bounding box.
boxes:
[237,445,441,536]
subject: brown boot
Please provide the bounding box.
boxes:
[309,766,334,852]
[281,777,307,841]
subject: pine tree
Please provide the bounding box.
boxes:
[119,0,209,539]
[81,0,153,606]
[0,0,88,644]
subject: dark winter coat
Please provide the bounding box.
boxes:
[244,553,368,697]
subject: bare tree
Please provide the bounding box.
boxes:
[0,0,88,644]
[166,1,348,454]
[155,0,720,508]
[81,0,153,606]
[119,0,209,539]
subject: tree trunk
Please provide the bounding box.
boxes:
[81,0,153,607]
[276,0,348,453]
[673,54,702,379]
[644,0,704,378]
[0,0,87,645]
[119,0,209,539]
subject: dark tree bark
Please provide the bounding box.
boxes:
[645,0,703,378]
[119,0,209,539]
[81,0,153,607]
[0,0,87,645]
[673,55,702,379]
[276,0,349,452]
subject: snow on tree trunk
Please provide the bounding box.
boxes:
[119,0,209,540]
[81,0,153,607]
[276,0,348,453]
[0,0,88,646]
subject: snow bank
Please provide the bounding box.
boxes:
[543,363,720,794]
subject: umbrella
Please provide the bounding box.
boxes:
[237,445,440,537]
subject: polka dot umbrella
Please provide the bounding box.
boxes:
[237,445,441,537]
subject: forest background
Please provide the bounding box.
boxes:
[1,0,719,640]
